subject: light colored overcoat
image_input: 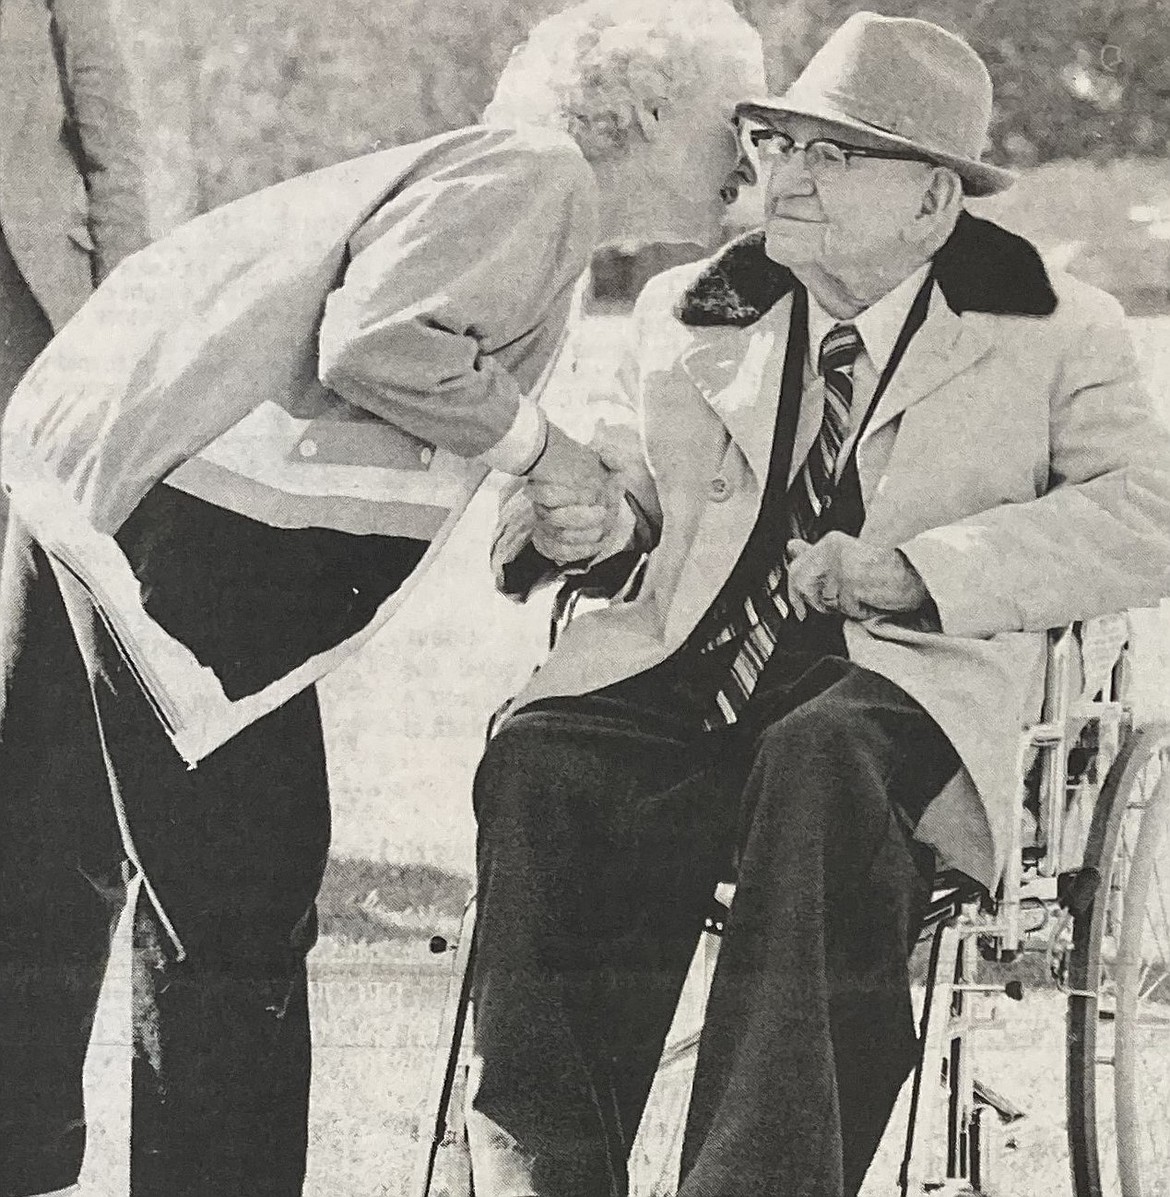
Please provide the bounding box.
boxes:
[508,222,1170,889]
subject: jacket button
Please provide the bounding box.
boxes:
[709,477,732,502]
[419,446,434,466]
[298,438,318,458]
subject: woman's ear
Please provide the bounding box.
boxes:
[634,96,665,141]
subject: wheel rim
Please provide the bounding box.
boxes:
[1112,745,1170,1197]
[1067,727,1170,1197]
[1082,737,1170,1197]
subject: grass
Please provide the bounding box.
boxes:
[76,925,1097,1197]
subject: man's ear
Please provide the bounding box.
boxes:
[910,165,962,243]
[920,166,963,219]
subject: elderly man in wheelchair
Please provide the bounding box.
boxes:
[457,15,1170,1197]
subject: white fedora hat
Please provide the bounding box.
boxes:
[736,11,1014,196]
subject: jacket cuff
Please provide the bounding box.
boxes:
[899,527,1028,639]
[498,543,560,602]
[475,398,545,475]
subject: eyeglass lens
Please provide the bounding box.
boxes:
[748,129,847,171]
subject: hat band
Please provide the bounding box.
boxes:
[784,84,986,163]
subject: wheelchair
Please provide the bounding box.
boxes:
[413,612,1170,1197]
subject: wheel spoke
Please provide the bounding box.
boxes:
[1142,911,1170,975]
[1121,755,1170,1197]
[1138,966,1169,1004]
[1149,854,1170,957]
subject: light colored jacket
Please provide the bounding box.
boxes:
[2,125,597,763]
[0,0,150,327]
[504,218,1170,890]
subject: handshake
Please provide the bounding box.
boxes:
[517,422,629,565]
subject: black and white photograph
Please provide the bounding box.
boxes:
[0,1,1168,1194]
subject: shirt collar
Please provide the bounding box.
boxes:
[805,262,932,374]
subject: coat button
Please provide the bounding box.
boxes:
[419,446,434,466]
[709,476,732,502]
[298,438,318,458]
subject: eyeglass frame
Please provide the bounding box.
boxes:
[740,122,938,176]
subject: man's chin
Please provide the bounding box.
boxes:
[763,220,822,268]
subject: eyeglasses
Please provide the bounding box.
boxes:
[745,126,934,177]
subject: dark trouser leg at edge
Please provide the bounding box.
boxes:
[678,659,958,1197]
[469,699,736,1197]
[0,527,128,1197]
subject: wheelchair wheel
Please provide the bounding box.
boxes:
[1066,722,1170,1197]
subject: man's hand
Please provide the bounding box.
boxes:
[785,532,929,621]
[523,425,619,565]
[528,475,627,564]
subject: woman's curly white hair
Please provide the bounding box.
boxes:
[485,0,762,161]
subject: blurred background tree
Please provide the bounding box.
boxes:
[127,0,1170,307]
[736,0,1170,165]
[131,0,1170,214]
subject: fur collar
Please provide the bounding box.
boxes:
[675,212,1058,327]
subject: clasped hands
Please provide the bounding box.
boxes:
[519,428,931,619]
[785,531,928,621]
[522,424,624,565]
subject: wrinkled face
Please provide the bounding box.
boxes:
[611,54,766,250]
[757,114,933,284]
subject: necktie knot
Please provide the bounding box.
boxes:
[818,323,863,378]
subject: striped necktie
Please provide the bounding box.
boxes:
[705,323,864,727]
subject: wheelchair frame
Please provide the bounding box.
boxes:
[414,618,1170,1197]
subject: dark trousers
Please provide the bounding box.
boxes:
[0,486,425,1197]
[470,652,959,1197]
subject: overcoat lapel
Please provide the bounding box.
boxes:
[860,287,994,446]
[674,281,997,482]
[678,292,794,484]
[673,215,1056,453]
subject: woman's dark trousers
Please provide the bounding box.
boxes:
[0,485,424,1196]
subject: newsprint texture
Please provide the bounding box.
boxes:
[1,1,1169,1195]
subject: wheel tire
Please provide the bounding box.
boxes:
[1066,723,1170,1197]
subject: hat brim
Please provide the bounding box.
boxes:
[735,96,1015,197]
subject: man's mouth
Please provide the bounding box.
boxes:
[768,211,823,224]
[720,182,741,205]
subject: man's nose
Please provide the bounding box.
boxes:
[766,152,817,199]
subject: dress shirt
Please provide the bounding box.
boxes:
[800,263,932,481]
